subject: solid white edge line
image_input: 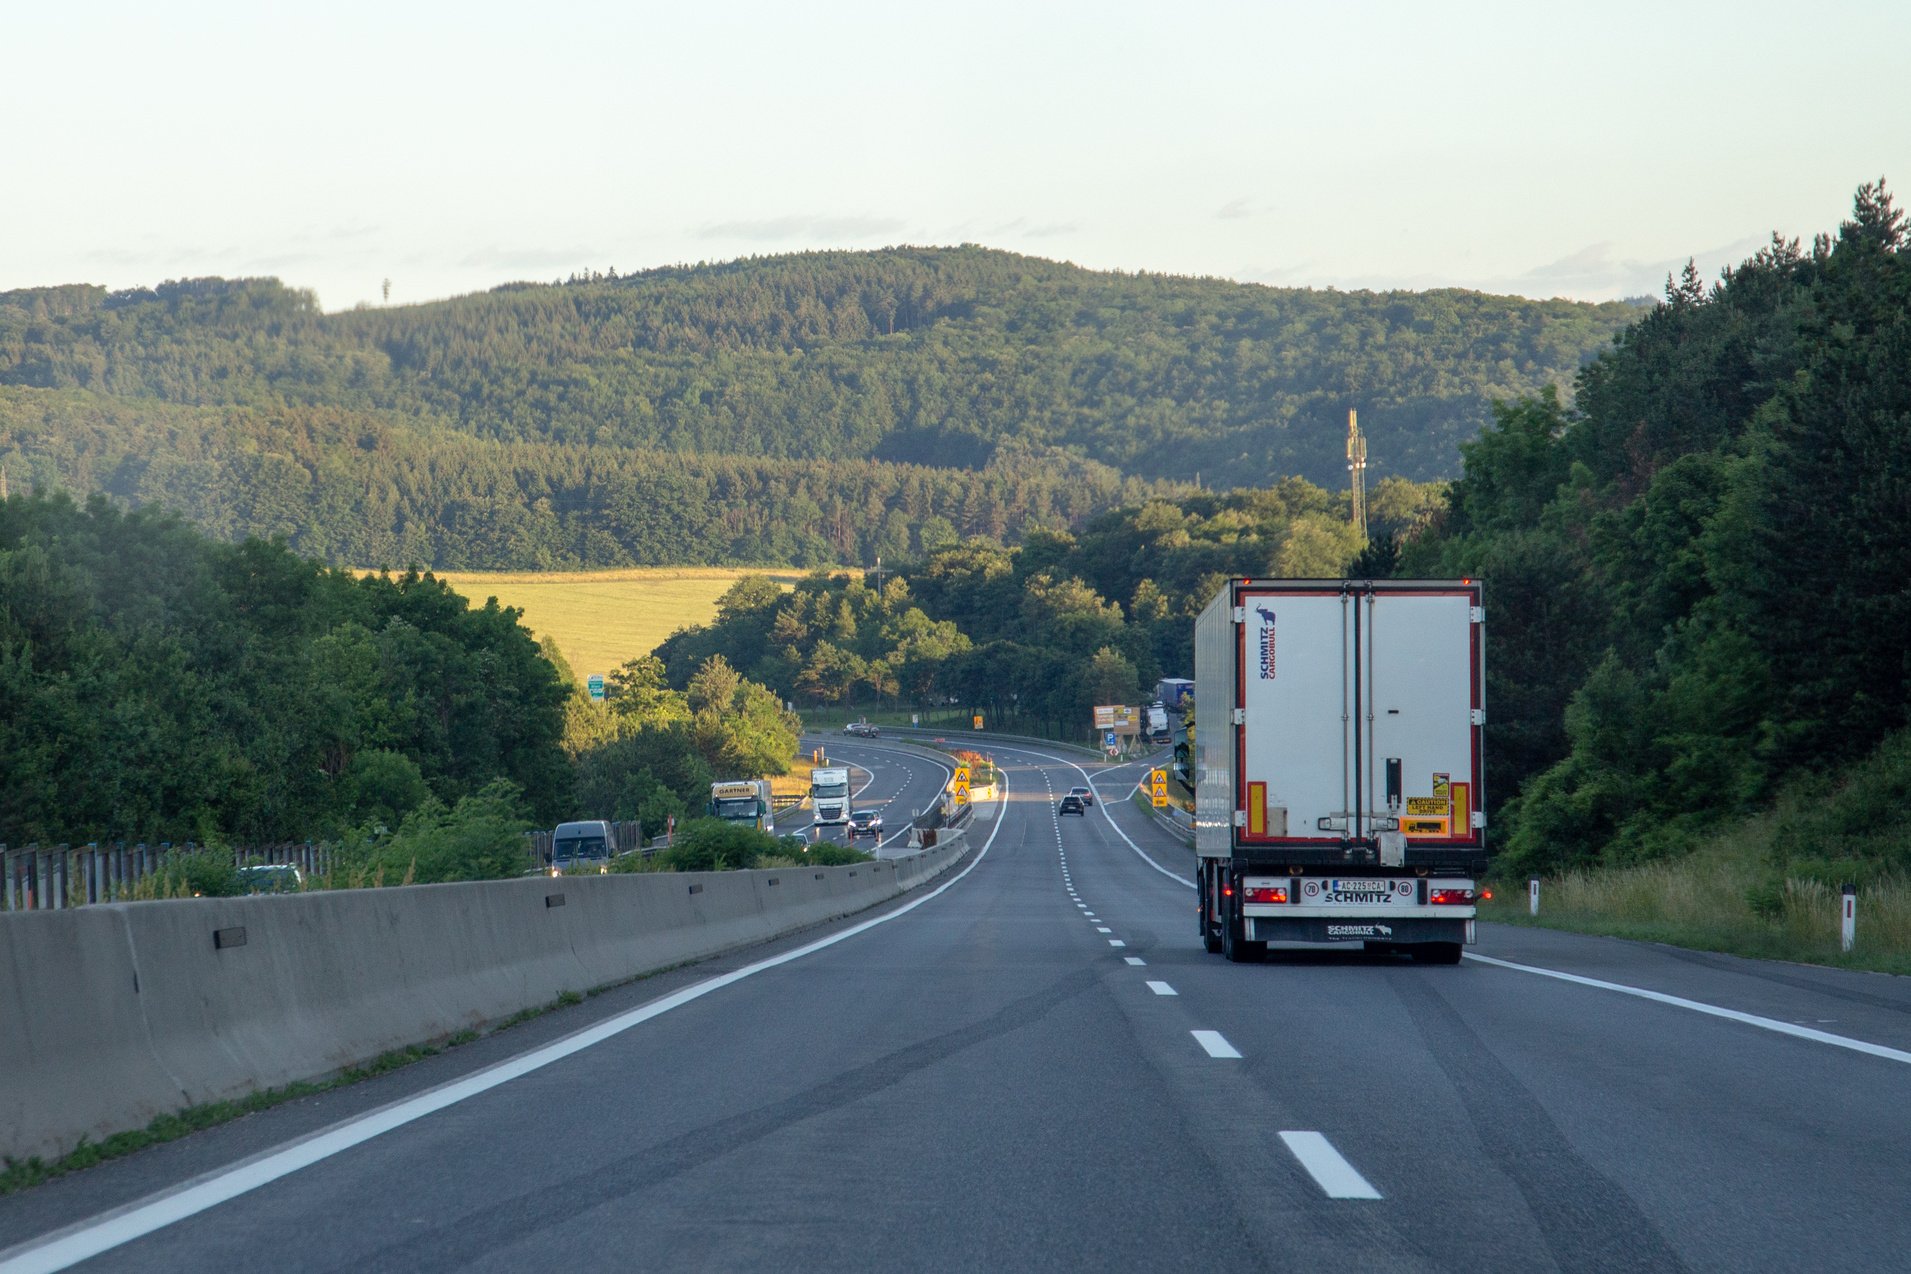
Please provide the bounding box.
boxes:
[1146,981,1178,996]
[991,745,1194,888]
[1279,1131,1382,1200]
[1463,952,1911,1065]
[1191,1030,1240,1058]
[0,773,1012,1274]
[1011,744,1911,1071]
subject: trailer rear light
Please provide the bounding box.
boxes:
[1480,889,1493,901]
[1429,888,1475,905]
[1245,886,1287,904]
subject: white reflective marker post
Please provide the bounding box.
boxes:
[1529,878,1540,917]
[1842,883,1856,953]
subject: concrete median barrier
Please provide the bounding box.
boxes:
[0,841,970,1165]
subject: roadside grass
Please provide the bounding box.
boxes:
[0,996,585,1197]
[411,567,807,680]
[1484,818,1911,975]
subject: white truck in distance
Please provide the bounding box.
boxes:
[1145,702,1171,745]
[809,765,852,826]
[1194,578,1486,964]
[707,779,771,832]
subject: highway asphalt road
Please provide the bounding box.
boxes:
[776,734,955,854]
[6,742,1911,1271]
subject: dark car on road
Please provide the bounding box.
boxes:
[847,809,884,838]
[1058,794,1085,817]
[1068,785,1094,806]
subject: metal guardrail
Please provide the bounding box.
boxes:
[871,724,1105,759]
[2,841,337,911]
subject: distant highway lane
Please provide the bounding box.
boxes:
[5,745,1911,1271]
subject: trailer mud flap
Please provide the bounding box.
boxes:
[1248,917,1469,945]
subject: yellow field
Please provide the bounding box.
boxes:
[425,567,808,681]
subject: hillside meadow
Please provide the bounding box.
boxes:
[417,567,808,681]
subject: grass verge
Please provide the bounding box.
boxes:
[1484,832,1911,976]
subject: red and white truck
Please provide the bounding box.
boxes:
[1194,578,1485,963]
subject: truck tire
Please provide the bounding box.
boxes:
[1413,942,1463,965]
[1221,889,1263,963]
[1199,869,1223,954]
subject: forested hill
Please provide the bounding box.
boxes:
[1400,181,1910,881]
[0,248,1638,568]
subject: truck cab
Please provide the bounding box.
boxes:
[809,766,852,825]
[708,779,771,832]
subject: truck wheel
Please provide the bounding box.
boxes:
[1221,893,1262,963]
[1199,870,1223,954]
[1413,942,1463,965]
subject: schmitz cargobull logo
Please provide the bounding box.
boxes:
[1256,606,1277,679]
[1326,923,1393,938]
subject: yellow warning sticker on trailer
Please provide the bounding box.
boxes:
[1405,797,1448,816]
[1403,817,1450,837]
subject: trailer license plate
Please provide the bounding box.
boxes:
[1304,879,1417,905]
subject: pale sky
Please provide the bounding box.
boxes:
[7,0,1906,312]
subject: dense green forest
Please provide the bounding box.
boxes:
[0,494,800,853]
[0,248,1635,568]
[1399,181,1910,880]
[655,475,1444,731]
[0,492,569,844]
[0,389,1161,568]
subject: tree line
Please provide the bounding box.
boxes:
[0,389,1168,569]
[0,493,801,865]
[1396,180,1910,882]
[0,247,1636,571]
[654,475,1444,734]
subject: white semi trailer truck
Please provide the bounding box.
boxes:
[809,765,852,826]
[1194,578,1486,964]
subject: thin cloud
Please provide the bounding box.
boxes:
[456,245,602,270]
[1517,236,1768,298]
[692,214,906,242]
[1233,234,1775,302]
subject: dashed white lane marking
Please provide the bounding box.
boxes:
[1192,1030,1241,1058]
[1095,926,1112,933]
[1465,953,1911,1066]
[1146,981,1178,996]
[1108,939,1126,948]
[1124,957,1146,966]
[992,744,1193,887]
[1279,1131,1383,1200]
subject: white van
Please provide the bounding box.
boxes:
[550,819,616,875]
